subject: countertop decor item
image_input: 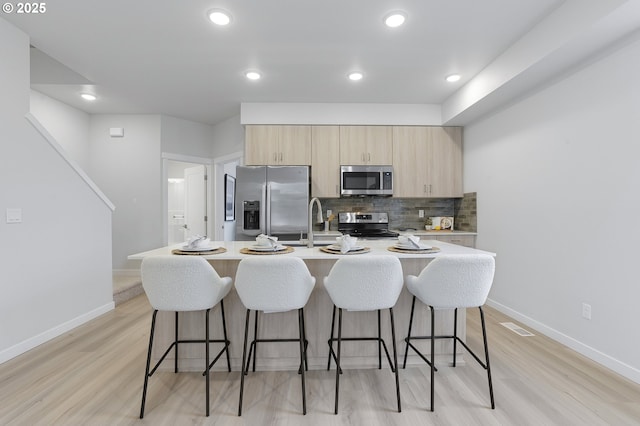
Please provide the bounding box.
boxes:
[240,246,294,255]
[171,247,227,255]
[320,246,371,255]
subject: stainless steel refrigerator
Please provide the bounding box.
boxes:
[234,166,310,241]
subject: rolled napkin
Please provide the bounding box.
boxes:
[256,234,278,247]
[186,235,211,249]
[336,235,357,254]
[398,234,421,248]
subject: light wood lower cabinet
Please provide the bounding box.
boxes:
[311,126,340,197]
[245,125,311,165]
[431,234,476,248]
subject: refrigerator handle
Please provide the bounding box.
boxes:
[264,183,270,235]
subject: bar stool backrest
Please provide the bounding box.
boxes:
[141,255,232,312]
[406,254,495,309]
[235,257,316,312]
[324,255,404,311]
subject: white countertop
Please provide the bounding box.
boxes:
[395,229,477,236]
[128,238,494,261]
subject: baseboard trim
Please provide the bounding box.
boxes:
[0,302,115,365]
[113,269,141,277]
[486,298,640,385]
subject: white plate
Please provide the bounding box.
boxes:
[249,244,287,251]
[394,243,432,250]
[327,244,365,251]
[181,245,217,252]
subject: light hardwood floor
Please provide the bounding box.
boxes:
[1,294,639,425]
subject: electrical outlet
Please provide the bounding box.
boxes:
[582,303,592,320]
[327,209,332,217]
[418,210,424,218]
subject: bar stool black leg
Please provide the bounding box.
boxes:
[238,309,251,416]
[174,311,179,373]
[430,305,435,412]
[479,306,495,409]
[327,305,336,370]
[220,300,231,372]
[453,308,458,367]
[251,311,259,372]
[298,308,307,415]
[140,309,158,419]
[377,310,382,369]
[389,307,401,412]
[334,307,343,414]
[205,309,210,417]
[403,296,417,368]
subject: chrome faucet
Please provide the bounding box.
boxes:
[307,197,324,248]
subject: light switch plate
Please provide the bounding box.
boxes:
[6,208,22,223]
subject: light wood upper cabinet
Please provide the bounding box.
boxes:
[339,126,393,165]
[429,127,462,197]
[245,125,311,165]
[311,126,340,198]
[392,126,462,198]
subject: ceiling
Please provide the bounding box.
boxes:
[4,0,640,126]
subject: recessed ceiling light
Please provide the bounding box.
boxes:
[384,11,407,28]
[348,72,364,81]
[446,74,461,83]
[80,93,97,101]
[245,71,261,80]
[208,9,231,26]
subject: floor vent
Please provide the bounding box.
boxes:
[500,322,535,337]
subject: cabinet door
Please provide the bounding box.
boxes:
[392,126,429,197]
[428,127,463,197]
[339,126,368,164]
[279,125,311,165]
[245,125,280,165]
[245,125,311,165]
[339,126,392,165]
[311,126,340,197]
[365,126,393,164]
[432,234,475,248]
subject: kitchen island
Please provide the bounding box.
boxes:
[128,240,495,371]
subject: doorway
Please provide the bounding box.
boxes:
[213,151,243,241]
[162,154,213,245]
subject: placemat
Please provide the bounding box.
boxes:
[387,246,440,254]
[240,246,294,255]
[171,247,227,255]
[320,246,371,255]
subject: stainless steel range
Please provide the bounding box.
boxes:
[338,212,399,238]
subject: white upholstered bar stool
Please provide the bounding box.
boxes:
[324,255,404,414]
[139,255,232,418]
[402,254,496,411]
[234,257,316,416]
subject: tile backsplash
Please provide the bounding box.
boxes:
[318,192,477,232]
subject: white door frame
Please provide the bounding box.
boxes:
[161,152,213,245]
[213,151,243,241]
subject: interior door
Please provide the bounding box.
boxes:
[184,165,207,239]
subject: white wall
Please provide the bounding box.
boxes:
[29,90,91,170]
[160,115,214,158]
[0,19,113,363]
[241,103,442,125]
[89,114,163,271]
[212,114,244,158]
[464,34,640,383]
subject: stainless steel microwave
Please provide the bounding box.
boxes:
[340,165,393,196]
